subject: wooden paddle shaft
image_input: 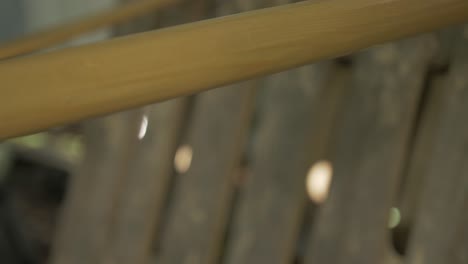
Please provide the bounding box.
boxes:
[1,0,468,139]
[0,0,175,60]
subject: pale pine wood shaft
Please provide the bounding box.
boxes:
[1,0,468,139]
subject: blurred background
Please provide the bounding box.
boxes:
[1,1,467,264]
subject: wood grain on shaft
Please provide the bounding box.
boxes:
[1,0,468,139]
[0,0,174,60]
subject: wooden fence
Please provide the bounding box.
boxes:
[1,0,468,264]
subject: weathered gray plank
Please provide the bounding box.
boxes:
[222,62,340,264]
[406,27,468,264]
[106,100,188,264]
[396,31,460,233]
[304,36,436,264]
[396,75,446,233]
[51,112,141,264]
[157,84,255,264]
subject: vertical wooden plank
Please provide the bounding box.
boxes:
[396,30,459,233]
[396,80,445,231]
[51,112,141,264]
[106,101,187,264]
[406,28,468,264]
[157,84,254,264]
[294,66,352,263]
[223,62,338,264]
[304,36,436,264]
[391,74,446,256]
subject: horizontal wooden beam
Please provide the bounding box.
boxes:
[0,0,174,60]
[1,0,468,139]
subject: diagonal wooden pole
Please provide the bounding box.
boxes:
[0,0,175,60]
[1,0,468,139]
